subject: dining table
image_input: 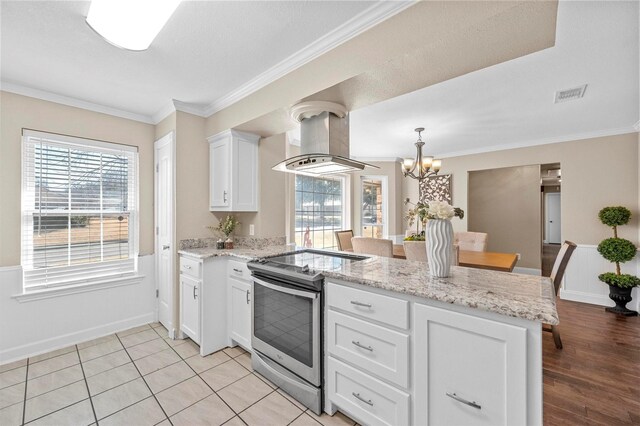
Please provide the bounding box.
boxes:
[392,244,518,273]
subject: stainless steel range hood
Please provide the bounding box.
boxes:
[273,101,377,176]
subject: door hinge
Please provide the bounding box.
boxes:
[156,164,159,172]
[156,289,159,298]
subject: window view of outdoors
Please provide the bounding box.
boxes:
[25,143,132,269]
[294,175,343,250]
[361,178,383,238]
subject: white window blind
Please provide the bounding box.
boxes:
[21,130,139,291]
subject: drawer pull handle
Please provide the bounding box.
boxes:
[246,289,250,304]
[350,301,372,308]
[352,392,373,406]
[351,340,373,351]
[184,265,192,270]
[233,268,243,273]
[446,392,481,410]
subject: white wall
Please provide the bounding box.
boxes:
[0,255,156,364]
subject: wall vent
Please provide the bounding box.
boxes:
[554,84,587,103]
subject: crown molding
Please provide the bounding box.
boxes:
[151,101,177,124]
[202,0,415,117]
[436,125,639,159]
[1,81,155,124]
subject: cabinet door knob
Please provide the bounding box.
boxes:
[352,392,373,406]
[184,265,191,270]
[446,392,481,410]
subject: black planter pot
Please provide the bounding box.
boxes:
[605,285,638,316]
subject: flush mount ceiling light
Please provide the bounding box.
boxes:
[401,127,442,181]
[86,0,181,51]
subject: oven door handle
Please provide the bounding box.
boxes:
[253,277,319,299]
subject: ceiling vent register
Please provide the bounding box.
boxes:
[554,84,588,103]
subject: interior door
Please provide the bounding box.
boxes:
[546,193,561,244]
[155,132,175,333]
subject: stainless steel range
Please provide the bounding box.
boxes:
[247,249,369,415]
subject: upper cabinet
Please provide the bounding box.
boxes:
[207,130,260,212]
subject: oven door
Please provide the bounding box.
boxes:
[252,276,320,386]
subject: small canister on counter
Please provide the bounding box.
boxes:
[216,239,225,249]
[224,238,234,250]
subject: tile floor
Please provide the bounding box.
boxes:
[0,323,356,426]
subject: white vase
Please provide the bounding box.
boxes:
[426,219,453,278]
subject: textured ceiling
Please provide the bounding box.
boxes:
[0,0,375,118]
[349,0,639,159]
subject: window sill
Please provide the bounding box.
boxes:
[12,274,146,303]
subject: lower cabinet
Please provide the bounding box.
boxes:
[228,277,251,350]
[413,303,528,426]
[180,275,200,343]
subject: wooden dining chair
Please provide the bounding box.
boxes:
[335,230,354,251]
[402,241,460,265]
[352,237,393,258]
[454,232,488,252]
[545,240,577,349]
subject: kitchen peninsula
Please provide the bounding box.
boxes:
[179,246,555,426]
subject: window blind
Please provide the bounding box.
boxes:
[21,130,139,290]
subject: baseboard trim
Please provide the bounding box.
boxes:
[559,289,614,307]
[513,267,542,276]
[0,311,155,364]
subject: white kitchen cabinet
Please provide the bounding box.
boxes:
[207,129,259,212]
[228,277,252,351]
[413,303,528,426]
[180,275,200,343]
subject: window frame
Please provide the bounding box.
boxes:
[20,129,140,292]
[293,174,348,250]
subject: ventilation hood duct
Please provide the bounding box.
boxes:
[272,101,377,176]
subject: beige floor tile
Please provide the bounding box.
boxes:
[144,361,194,394]
[28,352,79,380]
[276,388,307,411]
[156,420,171,426]
[0,401,23,426]
[222,416,245,426]
[306,410,356,426]
[290,413,323,426]
[26,364,84,399]
[86,362,140,396]
[218,374,272,413]
[149,322,163,329]
[23,380,88,423]
[82,350,131,378]
[77,334,118,350]
[240,392,303,426]
[134,348,181,376]
[120,329,159,348]
[199,359,250,391]
[254,370,277,389]
[155,376,212,417]
[126,338,170,361]
[234,353,252,371]
[185,351,231,374]
[0,382,25,410]
[170,393,234,426]
[99,396,166,426]
[153,327,170,339]
[172,339,200,359]
[163,336,187,348]
[0,359,27,374]
[0,367,25,391]
[78,339,123,362]
[29,346,76,364]
[223,346,246,358]
[117,324,152,338]
[28,399,95,426]
[92,377,151,420]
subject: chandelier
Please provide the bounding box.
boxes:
[401,127,442,180]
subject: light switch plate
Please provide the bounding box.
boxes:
[249,224,255,235]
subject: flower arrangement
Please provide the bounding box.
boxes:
[208,215,241,238]
[404,199,463,240]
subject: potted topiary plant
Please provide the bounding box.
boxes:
[597,206,639,316]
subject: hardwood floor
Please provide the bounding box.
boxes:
[543,298,640,425]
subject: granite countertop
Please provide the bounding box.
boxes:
[179,246,558,325]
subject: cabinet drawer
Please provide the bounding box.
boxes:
[328,311,409,388]
[227,260,250,282]
[180,256,202,279]
[327,283,408,330]
[328,357,410,426]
